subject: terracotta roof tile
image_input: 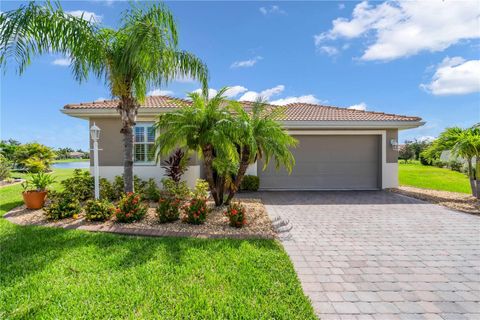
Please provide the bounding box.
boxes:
[64,96,421,122]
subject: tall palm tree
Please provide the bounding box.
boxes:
[155,88,238,206]
[225,100,297,204]
[437,127,480,198]
[0,1,208,192]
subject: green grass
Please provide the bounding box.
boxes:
[399,161,471,194]
[0,169,315,319]
[52,158,89,163]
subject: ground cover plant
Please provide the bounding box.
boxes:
[224,202,247,228]
[0,168,315,319]
[399,161,471,194]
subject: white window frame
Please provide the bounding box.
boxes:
[133,122,156,166]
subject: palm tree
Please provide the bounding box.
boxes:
[0,1,208,192]
[155,88,238,206]
[225,100,297,204]
[437,127,480,198]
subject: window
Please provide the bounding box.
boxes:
[134,123,155,164]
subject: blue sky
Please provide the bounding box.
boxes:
[1,1,478,150]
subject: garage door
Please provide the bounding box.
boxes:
[258,135,381,190]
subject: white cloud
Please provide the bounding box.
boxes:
[95,97,107,102]
[348,102,367,111]
[315,1,480,61]
[147,89,174,96]
[239,85,285,101]
[230,56,263,68]
[418,136,435,142]
[319,46,339,56]
[192,88,218,99]
[67,10,102,22]
[270,95,321,106]
[420,57,480,96]
[259,5,286,16]
[52,58,71,66]
[224,86,248,98]
[338,3,345,10]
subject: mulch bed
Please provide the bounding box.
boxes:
[0,179,24,188]
[4,198,276,239]
[389,186,480,215]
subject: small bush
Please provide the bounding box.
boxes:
[100,178,116,201]
[0,154,11,180]
[192,179,209,199]
[85,199,115,221]
[156,194,181,223]
[111,175,148,200]
[115,192,147,223]
[162,178,190,200]
[44,194,81,220]
[112,175,124,199]
[419,153,432,166]
[144,178,161,202]
[24,157,47,173]
[182,197,208,224]
[224,202,247,228]
[61,169,94,201]
[432,160,446,168]
[448,160,462,172]
[240,175,259,191]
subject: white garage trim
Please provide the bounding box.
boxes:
[287,130,391,189]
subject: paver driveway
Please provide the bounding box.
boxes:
[259,191,480,320]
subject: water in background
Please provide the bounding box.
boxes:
[52,161,90,169]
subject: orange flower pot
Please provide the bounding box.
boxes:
[22,191,48,209]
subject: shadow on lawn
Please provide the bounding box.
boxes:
[0,220,279,289]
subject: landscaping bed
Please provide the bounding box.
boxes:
[4,198,276,239]
[390,186,479,215]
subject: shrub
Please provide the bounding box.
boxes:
[23,156,47,173]
[162,178,190,200]
[240,175,259,191]
[134,175,147,198]
[115,192,147,223]
[23,172,55,191]
[61,169,94,201]
[85,199,115,221]
[0,154,11,180]
[112,175,124,199]
[224,202,247,228]
[192,179,209,199]
[100,178,116,201]
[161,149,189,182]
[44,194,81,220]
[448,160,462,172]
[182,197,208,224]
[156,194,181,223]
[144,178,161,202]
[432,160,446,168]
[13,142,55,171]
[419,153,432,166]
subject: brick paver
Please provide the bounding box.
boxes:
[258,191,480,319]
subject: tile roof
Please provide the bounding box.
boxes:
[64,95,421,122]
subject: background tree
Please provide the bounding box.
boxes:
[225,100,297,204]
[398,142,414,163]
[155,88,240,206]
[0,1,208,192]
[0,139,21,162]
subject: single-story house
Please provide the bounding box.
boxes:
[62,96,424,190]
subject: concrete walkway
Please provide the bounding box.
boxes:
[259,191,480,320]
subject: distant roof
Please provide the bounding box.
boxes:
[64,95,422,122]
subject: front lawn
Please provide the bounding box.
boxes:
[0,169,315,319]
[399,161,471,194]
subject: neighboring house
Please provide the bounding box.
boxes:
[62,96,423,190]
[68,151,85,159]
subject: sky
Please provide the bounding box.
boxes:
[1,0,478,150]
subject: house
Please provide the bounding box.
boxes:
[62,96,424,190]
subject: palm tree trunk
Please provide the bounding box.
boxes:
[118,97,138,193]
[466,158,476,197]
[225,147,251,205]
[202,145,220,205]
[475,157,480,199]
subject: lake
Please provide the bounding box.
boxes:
[52,161,90,169]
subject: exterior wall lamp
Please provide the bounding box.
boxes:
[90,123,101,199]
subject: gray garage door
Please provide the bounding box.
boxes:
[258,135,381,190]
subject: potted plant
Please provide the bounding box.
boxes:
[21,172,55,209]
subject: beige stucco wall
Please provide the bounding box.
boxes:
[386,129,398,163]
[89,118,123,166]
